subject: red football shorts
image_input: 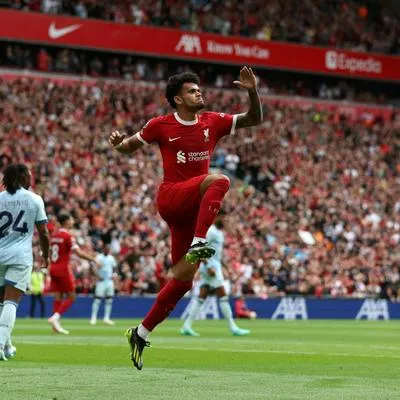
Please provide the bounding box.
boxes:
[157,174,207,264]
[49,272,76,293]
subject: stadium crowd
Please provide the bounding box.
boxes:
[2,43,393,105]
[0,74,399,300]
[8,0,400,54]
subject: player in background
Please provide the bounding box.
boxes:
[110,66,262,370]
[47,212,98,334]
[90,243,117,326]
[0,164,49,361]
[235,296,257,319]
[180,220,250,336]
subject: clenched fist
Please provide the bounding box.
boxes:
[109,130,125,147]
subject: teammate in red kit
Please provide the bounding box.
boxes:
[109,66,262,370]
[47,213,98,334]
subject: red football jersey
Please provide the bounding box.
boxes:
[137,112,237,183]
[49,228,78,277]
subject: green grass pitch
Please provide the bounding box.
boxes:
[2,319,400,399]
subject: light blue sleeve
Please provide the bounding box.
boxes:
[35,195,48,223]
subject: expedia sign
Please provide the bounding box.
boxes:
[325,51,382,75]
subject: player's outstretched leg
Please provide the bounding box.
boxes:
[219,296,250,336]
[103,297,114,325]
[90,297,101,325]
[0,300,18,359]
[125,327,150,371]
[125,278,193,370]
[180,298,204,336]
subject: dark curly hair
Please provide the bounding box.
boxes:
[165,72,200,109]
[57,212,72,225]
[2,164,29,194]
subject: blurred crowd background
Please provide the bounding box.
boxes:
[0,0,399,301]
[1,76,399,300]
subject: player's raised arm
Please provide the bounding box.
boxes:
[109,130,144,154]
[233,66,263,129]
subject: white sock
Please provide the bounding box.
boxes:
[1,302,14,348]
[104,298,113,320]
[137,324,150,340]
[190,236,206,246]
[50,312,61,320]
[0,301,18,347]
[183,298,204,330]
[219,296,238,332]
[91,298,101,320]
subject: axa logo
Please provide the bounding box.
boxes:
[177,150,186,163]
[356,299,389,320]
[175,34,202,54]
[48,22,81,39]
[203,128,209,142]
[325,51,338,70]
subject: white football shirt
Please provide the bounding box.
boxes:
[0,188,48,266]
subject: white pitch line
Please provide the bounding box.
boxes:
[12,339,400,359]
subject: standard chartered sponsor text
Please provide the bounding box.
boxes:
[188,151,210,161]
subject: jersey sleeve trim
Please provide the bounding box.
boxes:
[36,219,48,225]
[136,131,149,145]
[230,114,238,135]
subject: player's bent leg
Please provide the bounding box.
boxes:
[194,174,230,239]
[199,173,231,198]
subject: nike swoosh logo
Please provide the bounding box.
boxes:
[169,137,181,142]
[48,22,81,39]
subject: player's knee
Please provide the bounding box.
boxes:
[210,174,230,192]
[212,173,230,185]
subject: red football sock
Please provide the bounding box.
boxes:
[57,298,75,315]
[195,178,230,238]
[142,278,192,331]
[53,299,62,314]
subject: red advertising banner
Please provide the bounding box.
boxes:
[1,10,399,81]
